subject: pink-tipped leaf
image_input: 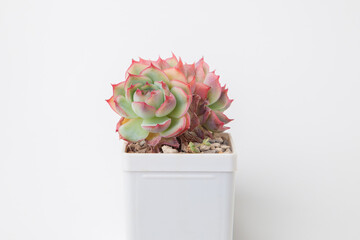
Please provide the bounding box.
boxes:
[140,65,170,85]
[125,83,142,102]
[164,53,178,67]
[155,94,176,117]
[125,74,152,89]
[141,117,171,133]
[195,82,211,100]
[133,89,150,102]
[125,60,148,78]
[160,113,189,138]
[118,118,149,142]
[112,81,125,97]
[106,96,117,114]
[168,87,191,118]
[155,57,171,70]
[131,102,156,119]
[214,111,233,124]
[203,72,222,105]
[170,80,191,95]
[163,68,187,83]
[195,58,209,82]
[203,111,230,132]
[114,95,138,118]
[208,87,233,111]
[145,90,163,109]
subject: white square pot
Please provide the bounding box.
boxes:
[121,135,237,240]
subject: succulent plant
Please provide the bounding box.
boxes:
[107,55,192,144]
[188,58,233,135]
[107,54,233,150]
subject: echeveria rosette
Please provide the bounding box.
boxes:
[107,59,192,143]
[191,58,233,133]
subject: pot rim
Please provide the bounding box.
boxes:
[120,133,237,172]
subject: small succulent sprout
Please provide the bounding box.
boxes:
[188,142,200,153]
[202,138,211,146]
[107,55,193,143]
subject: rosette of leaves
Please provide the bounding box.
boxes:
[107,56,193,146]
[149,55,233,135]
[107,54,233,151]
[185,58,233,138]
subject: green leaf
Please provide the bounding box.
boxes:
[141,117,171,133]
[115,96,138,118]
[168,87,191,118]
[140,66,170,85]
[118,118,149,142]
[125,75,152,89]
[160,115,187,138]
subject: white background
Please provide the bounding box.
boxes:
[1,0,360,239]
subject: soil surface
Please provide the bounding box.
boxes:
[126,133,232,154]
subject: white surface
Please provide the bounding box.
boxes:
[0,0,360,239]
[122,151,235,240]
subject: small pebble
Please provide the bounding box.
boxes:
[221,145,230,150]
[139,140,146,147]
[162,145,178,153]
[215,137,224,143]
[224,149,232,153]
[215,148,223,153]
[209,137,223,143]
[137,148,147,153]
[200,145,210,151]
[210,143,221,150]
